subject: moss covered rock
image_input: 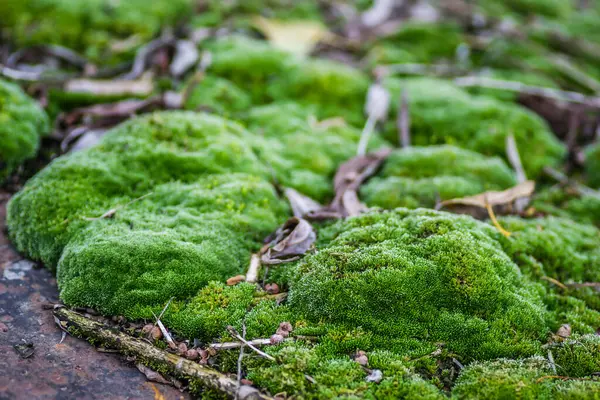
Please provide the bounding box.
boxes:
[0,0,193,62]
[382,78,566,177]
[0,79,50,182]
[361,145,517,209]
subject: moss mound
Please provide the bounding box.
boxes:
[584,143,600,188]
[361,145,517,209]
[0,79,50,182]
[290,209,549,361]
[382,78,566,177]
[0,0,193,62]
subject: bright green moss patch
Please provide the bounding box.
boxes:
[532,187,600,227]
[0,79,50,182]
[290,209,549,361]
[549,335,600,378]
[0,0,193,62]
[183,76,252,116]
[361,145,517,209]
[382,78,566,177]
[498,216,600,311]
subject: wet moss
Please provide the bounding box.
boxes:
[382,78,566,177]
[361,145,517,209]
[0,79,50,182]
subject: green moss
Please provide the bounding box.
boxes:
[452,357,554,399]
[532,187,600,227]
[361,146,517,209]
[243,102,390,201]
[382,78,566,177]
[183,76,252,116]
[366,22,466,66]
[269,59,370,126]
[479,0,573,20]
[0,0,193,63]
[584,143,600,188]
[207,36,293,103]
[498,216,600,310]
[246,343,443,400]
[550,335,600,378]
[290,209,549,361]
[0,79,50,182]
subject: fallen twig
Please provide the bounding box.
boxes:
[543,167,600,199]
[236,323,247,400]
[454,76,600,108]
[541,276,568,290]
[53,307,273,399]
[227,327,276,362]
[245,254,261,284]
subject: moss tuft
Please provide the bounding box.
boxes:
[0,79,50,182]
[362,145,517,209]
[382,78,566,177]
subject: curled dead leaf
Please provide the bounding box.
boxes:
[226,275,246,286]
[261,217,316,265]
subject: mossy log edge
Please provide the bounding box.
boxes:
[53,307,274,400]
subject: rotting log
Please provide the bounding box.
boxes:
[53,307,274,400]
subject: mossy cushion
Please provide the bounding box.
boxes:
[382,78,566,177]
[290,208,550,361]
[0,0,193,62]
[361,145,517,209]
[0,79,50,182]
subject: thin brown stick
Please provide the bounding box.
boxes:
[564,282,600,288]
[505,134,528,212]
[53,307,274,400]
[541,276,568,290]
[454,76,600,108]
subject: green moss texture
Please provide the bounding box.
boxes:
[0,79,50,182]
[362,145,517,209]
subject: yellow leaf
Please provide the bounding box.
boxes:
[253,16,330,57]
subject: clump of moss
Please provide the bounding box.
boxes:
[0,0,193,62]
[242,102,390,201]
[361,145,517,209]
[290,209,549,361]
[452,357,554,399]
[207,36,293,103]
[269,59,370,126]
[532,187,600,227]
[382,78,566,177]
[183,75,252,116]
[498,216,600,311]
[0,79,50,182]
[366,22,466,66]
[549,335,600,378]
[245,344,444,400]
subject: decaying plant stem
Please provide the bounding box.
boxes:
[505,134,528,212]
[53,307,273,400]
[245,254,261,284]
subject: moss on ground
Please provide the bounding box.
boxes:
[584,143,600,188]
[0,79,50,182]
[0,0,193,62]
[382,78,566,177]
[361,145,517,209]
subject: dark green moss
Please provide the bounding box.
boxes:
[362,145,517,209]
[382,78,566,177]
[550,335,600,378]
[584,143,600,188]
[0,79,50,182]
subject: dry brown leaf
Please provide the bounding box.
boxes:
[253,16,330,57]
[440,180,535,208]
[308,148,392,220]
[261,217,316,264]
[226,275,246,286]
[137,364,170,385]
[284,188,322,218]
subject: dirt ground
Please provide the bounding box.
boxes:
[0,191,189,400]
